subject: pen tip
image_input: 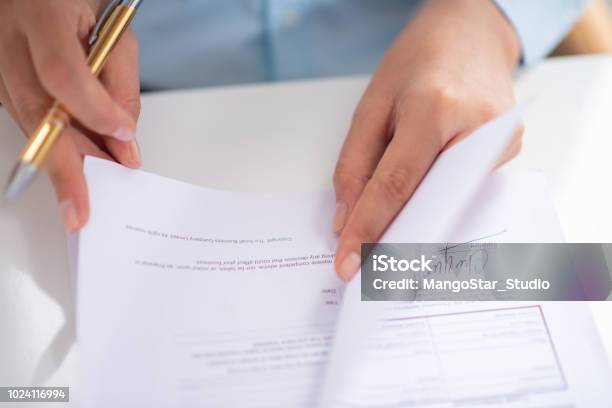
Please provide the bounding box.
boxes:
[3,162,37,203]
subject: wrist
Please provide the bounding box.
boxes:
[483,0,522,69]
[419,0,521,72]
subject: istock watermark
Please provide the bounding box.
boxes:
[372,254,434,272]
[361,243,612,301]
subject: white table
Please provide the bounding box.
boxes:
[1,55,611,406]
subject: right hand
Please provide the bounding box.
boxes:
[0,0,141,231]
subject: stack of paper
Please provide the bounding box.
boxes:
[71,109,612,407]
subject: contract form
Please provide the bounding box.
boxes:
[72,108,612,407]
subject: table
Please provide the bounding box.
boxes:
[1,55,611,406]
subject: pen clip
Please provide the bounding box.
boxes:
[88,0,121,47]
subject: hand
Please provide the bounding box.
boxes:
[332,0,522,281]
[0,0,141,231]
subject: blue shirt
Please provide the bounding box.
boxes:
[132,0,590,90]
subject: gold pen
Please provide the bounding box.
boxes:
[3,0,143,201]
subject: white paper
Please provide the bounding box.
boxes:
[74,107,611,407]
[318,109,612,407]
[322,300,612,407]
[77,157,342,407]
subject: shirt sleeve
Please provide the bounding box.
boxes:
[494,0,591,65]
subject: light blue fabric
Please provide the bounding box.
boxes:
[132,0,590,90]
[495,0,590,65]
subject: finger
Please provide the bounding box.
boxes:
[47,124,114,233]
[0,33,54,135]
[495,125,523,168]
[70,128,115,161]
[47,125,115,232]
[19,2,136,141]
[45,132,90,232]
[332,90,393,234]
[0,75,20,126]
[101,29,142,168]
[335,115,442,281]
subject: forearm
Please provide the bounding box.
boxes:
[406,0,521,73]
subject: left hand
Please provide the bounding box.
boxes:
[332,0,522,281]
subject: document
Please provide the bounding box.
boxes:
[320,107,612,407]
[73,108,612,407]
[76,157,342,407]
[322,301,611,407]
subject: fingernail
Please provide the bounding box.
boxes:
[129,139,141,166]
[60,200,79,232]
[112,127,135,141]
[332,201,348,233]
[339,252,361,282]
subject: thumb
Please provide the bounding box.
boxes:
[45,129,92,232]
[332,95,393,234]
